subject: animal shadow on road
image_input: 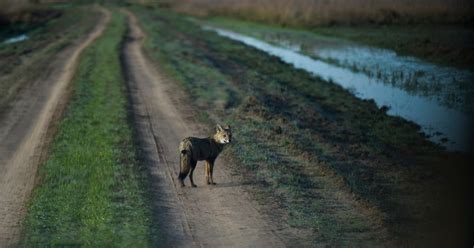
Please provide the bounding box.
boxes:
[200,180,254,189]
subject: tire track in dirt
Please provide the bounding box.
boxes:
[122,10,311,247]
[0,7,111,247]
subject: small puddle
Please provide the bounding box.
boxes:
[3,34,29,44]
[203,26,473,151]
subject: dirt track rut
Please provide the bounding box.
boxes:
[0,8,111,247]
[122,10,310,247]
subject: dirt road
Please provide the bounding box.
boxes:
[0,8,111,246]
[122,10,310,247]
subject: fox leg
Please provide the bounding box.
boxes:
[178,151,191,187]
[209,159,216,185]
[205,160,211,185]
[189,160,198,187]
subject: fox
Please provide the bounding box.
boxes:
[178,124,232,187]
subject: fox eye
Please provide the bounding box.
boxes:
[224,134,227,138]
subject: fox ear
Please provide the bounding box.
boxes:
[216,124,224,132]
[224,125,231,131]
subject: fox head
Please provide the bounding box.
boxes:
[214,124,232,144]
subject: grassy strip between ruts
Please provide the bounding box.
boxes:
[20,10,152,247]
[132,6,471,246]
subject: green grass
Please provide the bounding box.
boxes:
[133,6,470,246]
[20,10,152,247]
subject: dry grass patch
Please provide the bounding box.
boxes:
[173,0,474,26]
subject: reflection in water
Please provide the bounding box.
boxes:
[257,32,474,113]
[317,45,473,112]
[3,34,29,44]
[204,26,473,151]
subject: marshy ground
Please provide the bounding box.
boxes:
[0,2,472,247]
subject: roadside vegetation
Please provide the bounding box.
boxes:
[204,17,474,72]
[199,17,474,114]
[133,6,471,246]
[0,6,99,113]
[311,24,474,70]
[172,0,473,26]
[172,0,474,69]
[20,10,153,246]
[0,0,32,25]
[0,4,60,37]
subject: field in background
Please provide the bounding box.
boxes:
[173,0,474,69]
[173,0,474,26]
[0,0,30,17]
[0,0,61,28]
